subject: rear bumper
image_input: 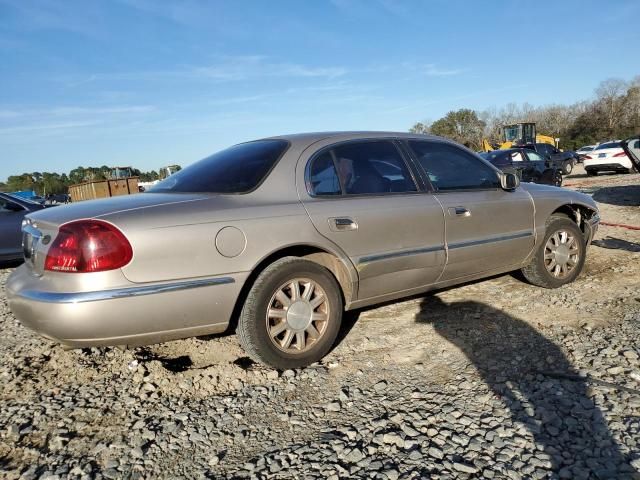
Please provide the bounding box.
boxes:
[6,265,249,348]
[584,161,631,171]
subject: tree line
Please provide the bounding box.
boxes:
[410,76,640,151]
[0,166,173,196]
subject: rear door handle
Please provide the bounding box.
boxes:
[448,206,471,217]
[329,217,358,231]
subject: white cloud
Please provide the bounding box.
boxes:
[56,56,349,86]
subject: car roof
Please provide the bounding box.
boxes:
[482,148,520,154]
[264,131,444,148]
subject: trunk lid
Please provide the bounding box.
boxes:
[590,147,624,159]
[25,192,209,226]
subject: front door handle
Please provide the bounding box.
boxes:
[329,217,358,231]
[448,206,471,217]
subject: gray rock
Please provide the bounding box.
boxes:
[325,402,341,412]
[453,462,478,474]
[428,446,444,460]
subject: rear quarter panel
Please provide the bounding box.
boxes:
[105,198,330,284]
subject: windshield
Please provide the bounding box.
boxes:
[595,142,621,150]
[503,125,521,142]
[149,140,289,194]
[578,146,594,152]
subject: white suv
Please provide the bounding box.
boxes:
[583,141,635,175]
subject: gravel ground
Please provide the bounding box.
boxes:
[1,165,639,479]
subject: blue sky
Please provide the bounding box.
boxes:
[1,0,638,180]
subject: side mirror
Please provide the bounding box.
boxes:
[501,172,520,190]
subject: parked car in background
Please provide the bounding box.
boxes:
[7,132,600,369]
[583,141,635,175]
[44,193,71,205]
[621,135,640,173]
[0,193,47,262]
[11,190,45,204]
[526,143,579,175]
[479,148,562,186]
[576,145,596,162]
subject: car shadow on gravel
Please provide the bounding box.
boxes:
[592,237,640,253]
[416,296,634,477]
[592,185,640,207]
[0,259,23,270]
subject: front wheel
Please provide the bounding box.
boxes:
[521,214,586,288]
[237,257,343,369]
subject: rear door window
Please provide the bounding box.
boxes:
[308,140,417,196]
[510,151,524,162]
[408,141,501,191]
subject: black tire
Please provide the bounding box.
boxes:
[237,257,343,370]
[562,160,573,175]
[521,214,586,289]
[586,169,596,176]
[553,171,563,187]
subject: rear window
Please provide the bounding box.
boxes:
[595,142,621,150]
[149,140,289,193]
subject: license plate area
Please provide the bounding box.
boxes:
[599,153,607,158]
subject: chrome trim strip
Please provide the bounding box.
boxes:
[17,277,235,304]
[359,245,444,265]
[448,231,533,250]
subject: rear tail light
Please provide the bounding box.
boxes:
[613,151,627,157]
[584,155,592,160]
[44,220,133,273]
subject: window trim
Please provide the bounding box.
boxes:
[404,139,503,194]
[305,138,423,198]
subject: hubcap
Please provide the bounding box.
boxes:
[544,229,580,279]
[266,278,329,354]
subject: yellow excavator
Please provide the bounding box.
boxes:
[482,122,559,152]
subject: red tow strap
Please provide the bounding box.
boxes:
[599,221,640,231]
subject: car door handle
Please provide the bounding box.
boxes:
[448,206,471,217]
[329,217,358,231]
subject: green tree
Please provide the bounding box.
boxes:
[409,122,430,134]
[429,109,486,149]
[6,174,35,192]
[69,166,87,184]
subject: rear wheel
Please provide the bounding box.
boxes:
[521,214,586,288]
[586,169,596,176]
[553,171,563,187]
[237,257,343,369]
[562,160,573,175]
